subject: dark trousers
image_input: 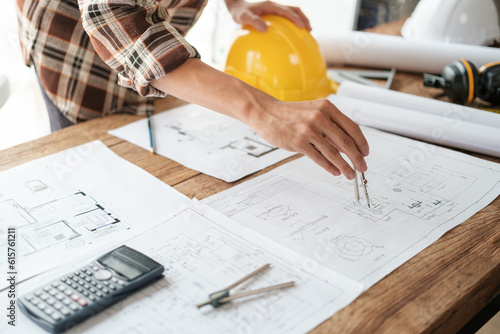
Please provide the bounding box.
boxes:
[32,61,73,132]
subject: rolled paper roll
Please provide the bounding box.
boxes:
[328,94,500,157]
[336,81,500,129]
[316,31,500,74]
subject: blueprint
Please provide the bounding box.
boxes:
[108,104,296,182]
[3,204,362,334]
[0,141,191,288]
[205,127,500,289]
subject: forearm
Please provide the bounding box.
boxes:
[150,58,274,127]
[151,58,369,180]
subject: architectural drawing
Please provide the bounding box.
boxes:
[206,127,500,289]
[332,234,374,262]
[0,140,191,289]
[2,206,363,334]
[166,120,277,158]
[108,104,296,182]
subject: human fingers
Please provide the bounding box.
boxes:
[249,1,310,31]
[301,143,342,177]
[288,6,311,31]
[320,101,369,157]
[236,9,268,32]
[303,100,368,175]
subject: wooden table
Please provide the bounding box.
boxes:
[2,18,499,334]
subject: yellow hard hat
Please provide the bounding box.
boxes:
[224,15,337,102]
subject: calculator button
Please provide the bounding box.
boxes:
[37,302,47,310]
[83,283,90,289]
[64,289,72,296]
[82,291,90,297]
[30,299,40,306]
[95,291,104,298]
[46,297,56,306]
[62,298,72,306]
[88,295,96,301]
[102,288,109,294]
[69,304,79,311]
[77,299,88,307]
[25,294,34,301]
[108,285,116,290]
[39,293,49,301]
[55,293,65,301]
[34,290,43,296]
[96,284,103,290]
[84,277,91,282]
[116,279,126,286]
[60,308,70,316]
[53,303,63,310]
[51,313,62,321]
[89,287,96,293]
[48,288,58,296]
[44,308,54,316]
[95,269,112,281]
[70,294,80,301]
[57,285,66,291]
[43,286,51,292]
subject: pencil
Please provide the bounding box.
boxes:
[147,111,155,154]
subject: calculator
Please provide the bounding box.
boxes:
[19,245,164,333]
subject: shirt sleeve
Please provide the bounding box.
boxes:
[79,0,200,97]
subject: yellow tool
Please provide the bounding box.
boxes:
[225,15,338,101]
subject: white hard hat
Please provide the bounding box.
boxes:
[401,0,500,46]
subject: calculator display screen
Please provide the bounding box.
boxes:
[100,256,143,280]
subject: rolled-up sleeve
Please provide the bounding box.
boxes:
[79,0,200,97]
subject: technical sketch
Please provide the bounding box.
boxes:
[25,179,52,196]
[44,206,361,334]
[206,127,500,288]
[166,120,276,158]
[0,140,192,290]
[332,234,374,261]
[256,204,291,220]
[288,216,327,240]
[108,104,296,182]
[0,189,120,261]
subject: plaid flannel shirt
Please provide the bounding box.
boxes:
[16,0,206,123]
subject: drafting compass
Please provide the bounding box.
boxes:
[197,264,295,309]
[354,171,371,208]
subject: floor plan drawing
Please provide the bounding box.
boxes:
[0,189,121,261]
[205,127,500,289]
[108,104,297,182]
[0,141,191,289]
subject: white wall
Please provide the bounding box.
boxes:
[0,1,50,150]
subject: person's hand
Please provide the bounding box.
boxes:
[249,98,369,179]
[225,0,311,32]
[152,59,368,180]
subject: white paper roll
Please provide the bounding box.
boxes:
[336,81,500,129]
[328,94,500,157]
[316,31,500,74]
